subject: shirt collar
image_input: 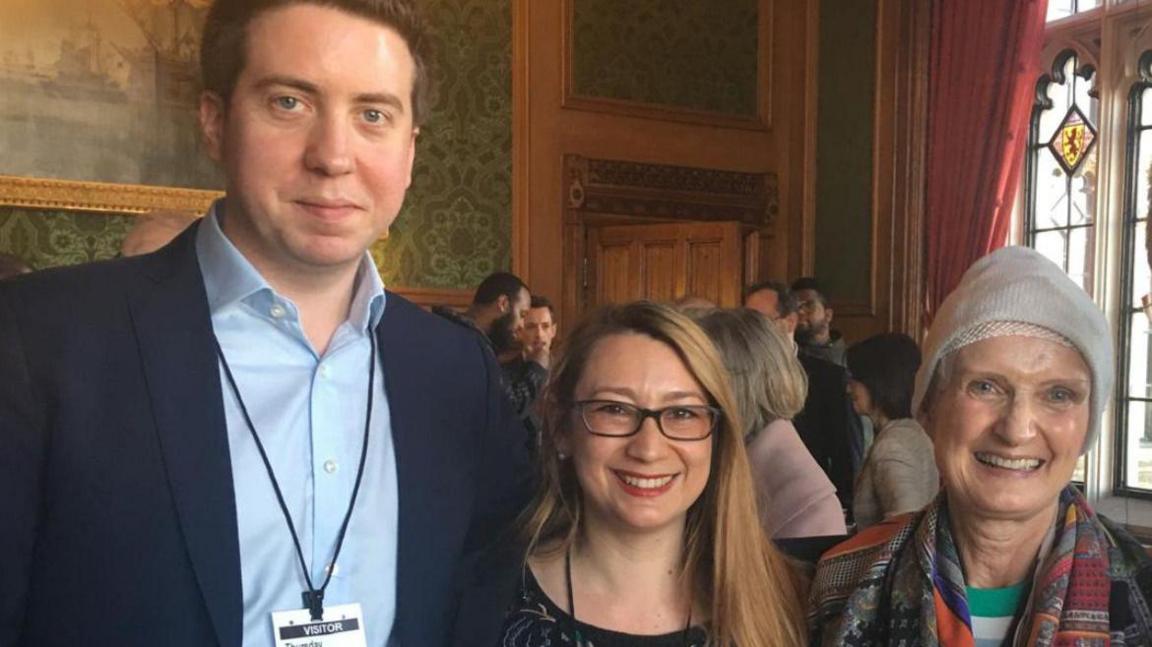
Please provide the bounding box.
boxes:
[195,200,387,332]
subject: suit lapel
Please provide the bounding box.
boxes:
[130,229,243,647]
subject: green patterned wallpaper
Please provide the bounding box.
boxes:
[571,0,759,116]
[0,208,134,270]
[0,0,511,290]
[374,0,512,288]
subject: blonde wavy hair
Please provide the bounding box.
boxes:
[520,302,807,646]
[690,308,808,438]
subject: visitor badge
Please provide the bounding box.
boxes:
[272,603,367,647]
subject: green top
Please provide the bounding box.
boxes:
[966,581,1027,617]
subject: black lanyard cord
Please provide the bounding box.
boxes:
[213,332,376,621]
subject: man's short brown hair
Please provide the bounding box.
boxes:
[200,0,433,126]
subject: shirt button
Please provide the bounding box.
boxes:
[323,459,338,474]
[318,364,330,379]
[269,304,286,319]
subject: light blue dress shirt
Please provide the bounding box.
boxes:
[196,205,398,647]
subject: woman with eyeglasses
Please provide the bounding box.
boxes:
[499,302,807,646]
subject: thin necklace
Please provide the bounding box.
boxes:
[564,547,693,646]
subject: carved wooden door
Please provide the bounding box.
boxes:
[585,221,744,310]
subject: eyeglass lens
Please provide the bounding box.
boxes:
[577,400,715,440]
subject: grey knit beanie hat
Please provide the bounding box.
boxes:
[911,246,1112,454]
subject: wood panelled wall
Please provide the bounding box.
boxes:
[512,0,928,341]
[814,0,928,342]
[514,0,813,330]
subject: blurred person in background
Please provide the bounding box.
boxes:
[845,332,937,529]
[693,307,846,539]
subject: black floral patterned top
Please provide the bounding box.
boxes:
[498,569,710,647]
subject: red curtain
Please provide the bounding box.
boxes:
[922,0,1049,325]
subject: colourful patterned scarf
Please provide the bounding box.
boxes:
[808,487,1152,646]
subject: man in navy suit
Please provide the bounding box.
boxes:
[0,1,530,646]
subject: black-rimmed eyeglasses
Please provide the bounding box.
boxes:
[572,399,720,441]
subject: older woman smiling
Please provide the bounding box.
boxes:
[809,247,1152,646]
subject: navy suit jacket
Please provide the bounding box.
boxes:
[0,226,531,647]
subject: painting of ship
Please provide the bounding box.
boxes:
[0,0,222,189]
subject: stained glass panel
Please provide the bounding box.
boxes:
[1026,51,1097,299]
[1047,105,1098,174]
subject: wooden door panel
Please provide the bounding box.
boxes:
[640,241,679,304]
[585,221,744,311]
[596,242,634,306]
[686,239,722,304]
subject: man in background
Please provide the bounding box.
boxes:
[432,271,530,356]
[791,276,847,367]
[434,272,545,425]
[744,279,798,338]
[744,280,862,513]
[504,295,556,447]
[518,295,556,371]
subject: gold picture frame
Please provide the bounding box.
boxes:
[0,0,220,204]
[0,175,219,215]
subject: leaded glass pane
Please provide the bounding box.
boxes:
[1035,150,1069,229]
[1067,225,1093,292]
[1131,222,1151,308]
[1129,310,1152,398]
[1039,60,1077,136]
[1034,229,1069,271]
[1047,0,1075,22]
[1136,129,1152,219]
[1076,69,1096,118]
[1124,400,1152,490]
[1069,146,1098,226]
[1027,52,1098,297]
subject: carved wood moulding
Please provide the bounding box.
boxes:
[0,175,221,214]
[565,155,778,228]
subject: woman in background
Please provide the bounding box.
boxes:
[693,308,846,539]
[500,302,806,646]
[845,332,937,528]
